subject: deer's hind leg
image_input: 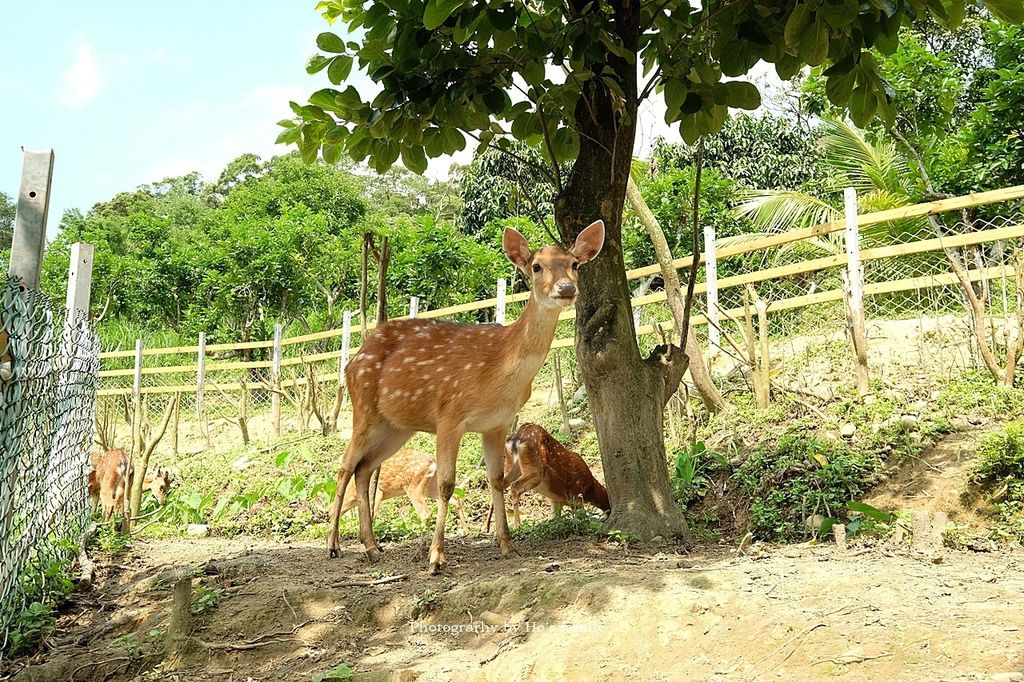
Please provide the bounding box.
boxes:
[353,426,413,560]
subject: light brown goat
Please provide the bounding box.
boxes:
[88,448,174,521]
[503,423,610,527]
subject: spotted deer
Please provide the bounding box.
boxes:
[88,448,174,521]
[338,448,468,531]
[504,423,610,527]
[327,220,605,573]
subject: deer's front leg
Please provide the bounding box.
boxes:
[428,427,461,575]
[483,429,517,557]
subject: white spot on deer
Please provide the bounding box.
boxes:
[416,359,432,367]
[394,388,404,398]
[375,362,383,370]
[464,362,473,370]
[403,356,415,364]
[413,388,423,398]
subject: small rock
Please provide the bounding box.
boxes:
[568,418,586,431]
[231,455,250,471]
[990,673,1024,682]
[187,524,211,537]
[930,390,942,401]
[673,559,696,569]
[840,423,856,440]
[900,414,919,431]
[544,562,561,572]
[862,395,875,406]
[572,385,587,402]
[804,514,827,531]
[911,400,928,413]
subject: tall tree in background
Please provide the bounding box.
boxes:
[287,0,1018,538]
[1,192,16,253]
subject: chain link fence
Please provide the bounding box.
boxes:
[1,277,99,653]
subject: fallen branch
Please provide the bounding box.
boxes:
[743,622,826,681]
[812,652,893,666]
[76,522,99,591]
[331,574,407,588]
[198,619,313,651]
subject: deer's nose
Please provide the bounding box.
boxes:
[556,281,577,298]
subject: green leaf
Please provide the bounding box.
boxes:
[424,0,464,29]
[309,88,342,110]
[798,17,829,66]
[306,54,333,75]
[401,144,428,174]
[664,79,686,116]
[681,92,703,115]
[722,81,761,110]
[984,0,1024,22]
[847,501,894,523]
[327,55,354,85]
[784,4,812,48]
[825,70,857,106]
[275,127,300,145]
[848,82,878,127]
[316,32,347,53]
[523,61,545,87]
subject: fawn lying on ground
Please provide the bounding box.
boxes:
[327,220,605,573]
[503,423,610,527]
[88,448,174,521]
[338,449,468,531]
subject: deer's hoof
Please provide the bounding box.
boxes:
[428,548,447,575]
[328,546,340,559]
[364,546,383,562]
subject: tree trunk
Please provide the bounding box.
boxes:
[626,176,727,413]
[555,2,690,541]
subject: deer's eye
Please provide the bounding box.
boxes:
[571,261,579,271]
[532,263,542,273]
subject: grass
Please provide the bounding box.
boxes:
[970,421,1024,544]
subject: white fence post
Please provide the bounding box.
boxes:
[338,310,352,390]
[132,339,143,398]
[65,243,94,319]
[704,224,720,355]
[196,332,206,419]
[271,323,282,437]
[844,187,869,395]
[409,296,419,319]
[496,278,506,325]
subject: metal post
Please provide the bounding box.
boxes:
[271,323,282,437]
[65,243,94,319]
[196,332,206,419]
[8,149,55,288]
[496,278,506,325]
[409,296,419,319]
[844,187,869,395]
[704,225,720,354]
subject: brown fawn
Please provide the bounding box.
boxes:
[327,220,605,573]
[337,448,468,531]
[88,448,174,521]
[504,423,610,527]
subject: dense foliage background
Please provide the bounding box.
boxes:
[2,15,1020,353]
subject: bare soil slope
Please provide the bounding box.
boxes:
[6,534,1023,682]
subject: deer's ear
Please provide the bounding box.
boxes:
[571,220,605,264]
[503,228,532,270]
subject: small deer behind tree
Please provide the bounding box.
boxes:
[326,221,605,574]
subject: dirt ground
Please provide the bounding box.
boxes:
[5,529,1023,682]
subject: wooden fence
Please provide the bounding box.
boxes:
[97,184,1024,414]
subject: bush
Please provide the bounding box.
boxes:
[971,421,1024,544]
[734,433,882,541]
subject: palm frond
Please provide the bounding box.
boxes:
[734,189,841,234]
[819,119,910,196]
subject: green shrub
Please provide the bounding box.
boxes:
[971,421,1024,544]
[734,434,882,541]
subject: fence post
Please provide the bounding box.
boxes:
[496,278,506,325]
[7,149,55,288]
[409,296,419,319]
[704,224,720,355]
[65,243,94,319]
[271,323,282,438]
[338,310,352,393]
[196,332,206,420]
[844,187,870,395]
[131,339,143,462]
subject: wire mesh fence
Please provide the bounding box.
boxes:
[1,277,99,653]
[94,194,1024,461]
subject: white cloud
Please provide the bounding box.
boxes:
[58,41,103,109]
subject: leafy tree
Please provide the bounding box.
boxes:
[651,114,825,192]
[1,191,14,253]
[288,0,1021,539]
[459,141,557,238]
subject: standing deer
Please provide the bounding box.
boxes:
[327,220,605,573]
[88,448,174,521]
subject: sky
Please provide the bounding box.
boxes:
[0,2,780,239]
